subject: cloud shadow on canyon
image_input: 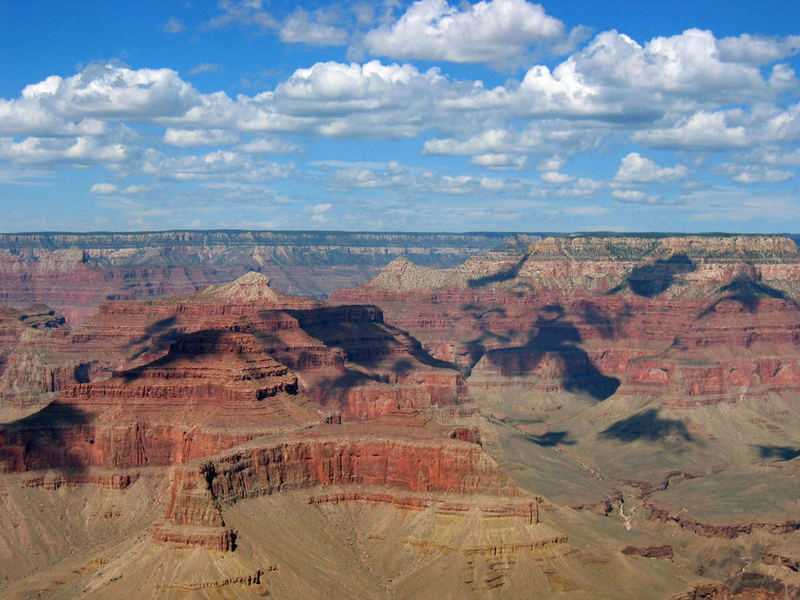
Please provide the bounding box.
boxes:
[467,253,529,289]
[698,273,797,318]
[478,304,620,401]
[524,430,575,447]
[608,254,696,298]
[0,401,93,474]
[756,444,800,461]
[599,409,692,443]
[123,315,181,360]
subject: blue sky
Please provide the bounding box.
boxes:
[1,1,799,233]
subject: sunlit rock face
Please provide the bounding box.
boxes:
[0,230,507,325]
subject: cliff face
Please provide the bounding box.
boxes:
[328,234,800,598]
[0,274,471,478]
[0,231,509,325]
[333,235,800,406]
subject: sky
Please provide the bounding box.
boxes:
[1,0,799,233]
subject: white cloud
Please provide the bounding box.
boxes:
[540,171,574,184]
[120,184,153,194]
[363,0,566,66]
[310,202,333,213]
[326,161,528,196]
[90,182,118,194]
[469,153,526,169]
[150,150,292,182]
[163,128,239,147]
[635,103,800,150]
[614,152,688,183]
[443,28,795,120]
[716,163,795,183]
[20,63,200,119]
[0,136,129,166]
[717,34,800,65]
[0,96,107,137]
[424,123,604,158]
[237,137,298,154]
[280,8,348,46]
[611,189,646,202]
[537,156,565,171]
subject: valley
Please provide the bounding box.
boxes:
[1,232,799,599]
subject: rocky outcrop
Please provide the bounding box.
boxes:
[762,552,800,572]
[647,505,800,539]
[622,544,674,560]
[154,429,533,550]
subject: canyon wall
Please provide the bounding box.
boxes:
[0,231,512,324]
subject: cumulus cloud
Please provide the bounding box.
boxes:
[0,136,129,167]
[151,150,293,182]
[269,60,471,138]
[90,182,118,194]
[540,171,574,184]
[363,0,566,66]
[280,8,348,46]
[716,162,795,183]
[614,152,688,183]
[310,202,333,213]
[444,28,797,121]
[237,137,298,154]
[611,189,646,202]
[326,161,528,196]
[469,153,526,169]
[18,63,200,120]
[635,103,800,150]
[424,123,604,159]
[717,34,800,65]
[163,128,239,147]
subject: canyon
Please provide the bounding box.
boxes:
[1,232,799,598]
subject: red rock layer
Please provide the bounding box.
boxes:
[154,428,533,549]
[332,235,800,406]
[0,231,502,325]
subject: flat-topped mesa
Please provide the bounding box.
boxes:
[525,234,800,262]
[153,425,534,550]
[346,234,800,297]
[62,330,300,410]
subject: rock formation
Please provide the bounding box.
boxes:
[2,233,800,599]
[0,230,509,325]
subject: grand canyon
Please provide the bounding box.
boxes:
[1,231,799,599]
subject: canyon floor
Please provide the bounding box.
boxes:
[1,232,799,599]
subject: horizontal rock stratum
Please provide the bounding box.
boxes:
[2,233,800,599]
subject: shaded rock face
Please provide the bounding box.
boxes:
[0,277,469,475]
